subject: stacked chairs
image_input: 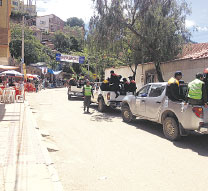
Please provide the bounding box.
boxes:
[2,88,15,104]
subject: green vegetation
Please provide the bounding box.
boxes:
[66,17,85,28]
[88,0,191,81]
[9,24,57,67]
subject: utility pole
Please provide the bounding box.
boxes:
[21,16,25,74]
[87,60,90,76]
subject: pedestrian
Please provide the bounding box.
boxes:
[166,71,183,102]
[185,73,208,107]
[83,80,93,113]
[128,76,137,94]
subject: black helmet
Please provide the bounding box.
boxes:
[174,71,182,77]
[196,73,204,79]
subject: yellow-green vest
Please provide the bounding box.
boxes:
[188,79,204,100]
[84,85,92,96]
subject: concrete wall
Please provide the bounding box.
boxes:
[36,15,50,32]
[105,57,208,91]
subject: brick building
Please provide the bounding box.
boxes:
[36,14,65,33]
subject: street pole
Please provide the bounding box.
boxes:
[21,16,25,74]
[88,60,90,76]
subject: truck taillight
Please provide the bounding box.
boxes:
[107,93,110,100]
[192,107,203,118]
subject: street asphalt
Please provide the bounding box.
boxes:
[27,88,208,191]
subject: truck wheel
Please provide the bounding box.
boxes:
[68,94,72,100]
[98,98,106,112]
[163,117,181,141]
[121,105,135,123]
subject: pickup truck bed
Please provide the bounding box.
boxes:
[91,83,133,112]
[68,86,84,99]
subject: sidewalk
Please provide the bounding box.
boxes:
[0,100,63,191]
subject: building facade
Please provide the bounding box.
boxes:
[0,0,11,65]
[36,14,65,33]
[11,0,37,16]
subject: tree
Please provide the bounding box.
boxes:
[52,31,82,53]
[9,24,55,65]
[66,17,85,28]
[90,0,190,81]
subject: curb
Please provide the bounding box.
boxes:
[25,101,64,191]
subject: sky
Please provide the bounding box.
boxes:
[35,0,208,43]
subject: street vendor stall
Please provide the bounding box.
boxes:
[0,70,25,103]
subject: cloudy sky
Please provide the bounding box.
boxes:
[35,0,208,43]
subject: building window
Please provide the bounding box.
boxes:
[0,0,2,6]
[40,21,46,25]
[12,1,18,6]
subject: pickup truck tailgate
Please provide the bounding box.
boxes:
[203,107,208,123]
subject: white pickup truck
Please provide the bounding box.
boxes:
[68,86,84,100]
[91,82,133,112]
[121,82,208,141]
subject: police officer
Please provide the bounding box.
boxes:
[186,73,207,107]
[166,71,182,101]
[83,80,93,113]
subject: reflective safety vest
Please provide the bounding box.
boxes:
[188,79,204,100]
[168,77,179,86]
[84,85,92,96]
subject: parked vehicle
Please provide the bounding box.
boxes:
[121,82,208,141]
[68,85,84,100]
[91,82,133,112]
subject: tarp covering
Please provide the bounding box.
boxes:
[48,69,62,75]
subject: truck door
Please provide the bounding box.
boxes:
[144,84,166,119]
[135,85,151,116]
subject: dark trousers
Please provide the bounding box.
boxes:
[84,96,91,111]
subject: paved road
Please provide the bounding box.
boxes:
[27,88,208,191]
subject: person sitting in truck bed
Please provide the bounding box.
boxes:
[100,79,110,91]
[166,71,183,102]
[120,78,129,95]
[109,70,120,98]
[128,76,137,94]
[69,77,77,86]
[185,73,207,107]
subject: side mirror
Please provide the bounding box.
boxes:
[141,93,147,97]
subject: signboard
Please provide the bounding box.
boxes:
[42,67,48,75]
[56,53,85,64]
[79,56,85,64]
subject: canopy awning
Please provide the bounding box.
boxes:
[0,70,24,77]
